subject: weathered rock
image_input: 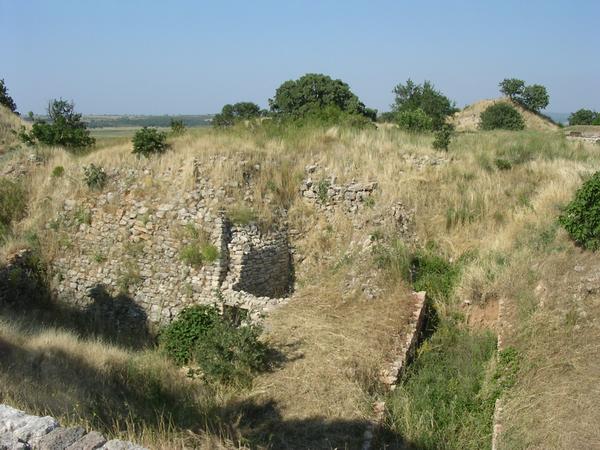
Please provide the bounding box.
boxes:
[0,432,28,450]
[37,427,86,450]
[12,416,58,446]
[65,431,107,450]
[100,439,148,450]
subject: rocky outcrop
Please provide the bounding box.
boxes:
[0,404,145,450]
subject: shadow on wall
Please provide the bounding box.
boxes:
[0,252,152,349]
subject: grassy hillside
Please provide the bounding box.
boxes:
[0,105,25,154]
[1,124,599,448]
[450,98,559,132]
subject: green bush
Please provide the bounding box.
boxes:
[0,178,26,239]
[83,164,107,190]
[159,305,221,365]
[159,305,270,384]
[559,171,600,250]
[494,158,512,170]
[396,108,433,132]
[432,124,454,151]
[51,166,65,177]
[19,99,95,151]
[392,79,457,130]
[193,319,269,385]
[479,103,525,130]
[132,127,169,157]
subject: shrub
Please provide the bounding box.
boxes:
[568,109,599,126]
[159,305,220,365]
[19,99,95,151]
[269,73,376,120]
[396,108,433,132]
[160,305,269,384]
[479,103,525,130]
[559,171,600,250]
[0,178,26,239]
[132,127,169,157]
[432,124,454,151]
[193,319,269,385]
[51,166,65,177]
[170,118,186,135]
[0,79,17,112]
[392,79,457,129]
[83,164,107,190]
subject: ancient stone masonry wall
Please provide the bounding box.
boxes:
[224,224,292,298]
[0,404,146,450]
[49,166,292,326]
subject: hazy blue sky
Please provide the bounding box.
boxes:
[2,0,598,114]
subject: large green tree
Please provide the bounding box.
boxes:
[498,78,525,100]
[568,109,599,126]
[20,99,95,151]
[498,78,549,112]
[268,73,376,120]
[212,102,262,127]
[0,79,17,113]
[391,79,456,130]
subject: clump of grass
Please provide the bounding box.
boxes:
[228,206,257,225]
[83,163,107,190]
[117,261,141,293]
[384,325,497,450]
[51,165,65,177]
[0,178,26,240]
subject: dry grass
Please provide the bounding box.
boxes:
[449,97,559,132]
[0,105,25,154]
[2,123,600,448]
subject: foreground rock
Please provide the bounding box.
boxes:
[0,405,146,450]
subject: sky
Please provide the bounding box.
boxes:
[1,0,599,115]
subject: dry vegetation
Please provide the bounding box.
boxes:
[1,118,600,448]
[450,97,559,132]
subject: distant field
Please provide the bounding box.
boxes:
[89,127,148,139]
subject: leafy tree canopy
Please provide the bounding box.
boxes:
[20,99,95,151]
[269,73,376,120]
[499,78,525,100]
[0,79,17,113]
[391,79,456,130]
[498,78,549,112]
[568,109,600,126]
[213,102,263,127]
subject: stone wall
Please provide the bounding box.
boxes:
[50,167,293,325]
[224,224,292,298]
[0,404,146,450]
